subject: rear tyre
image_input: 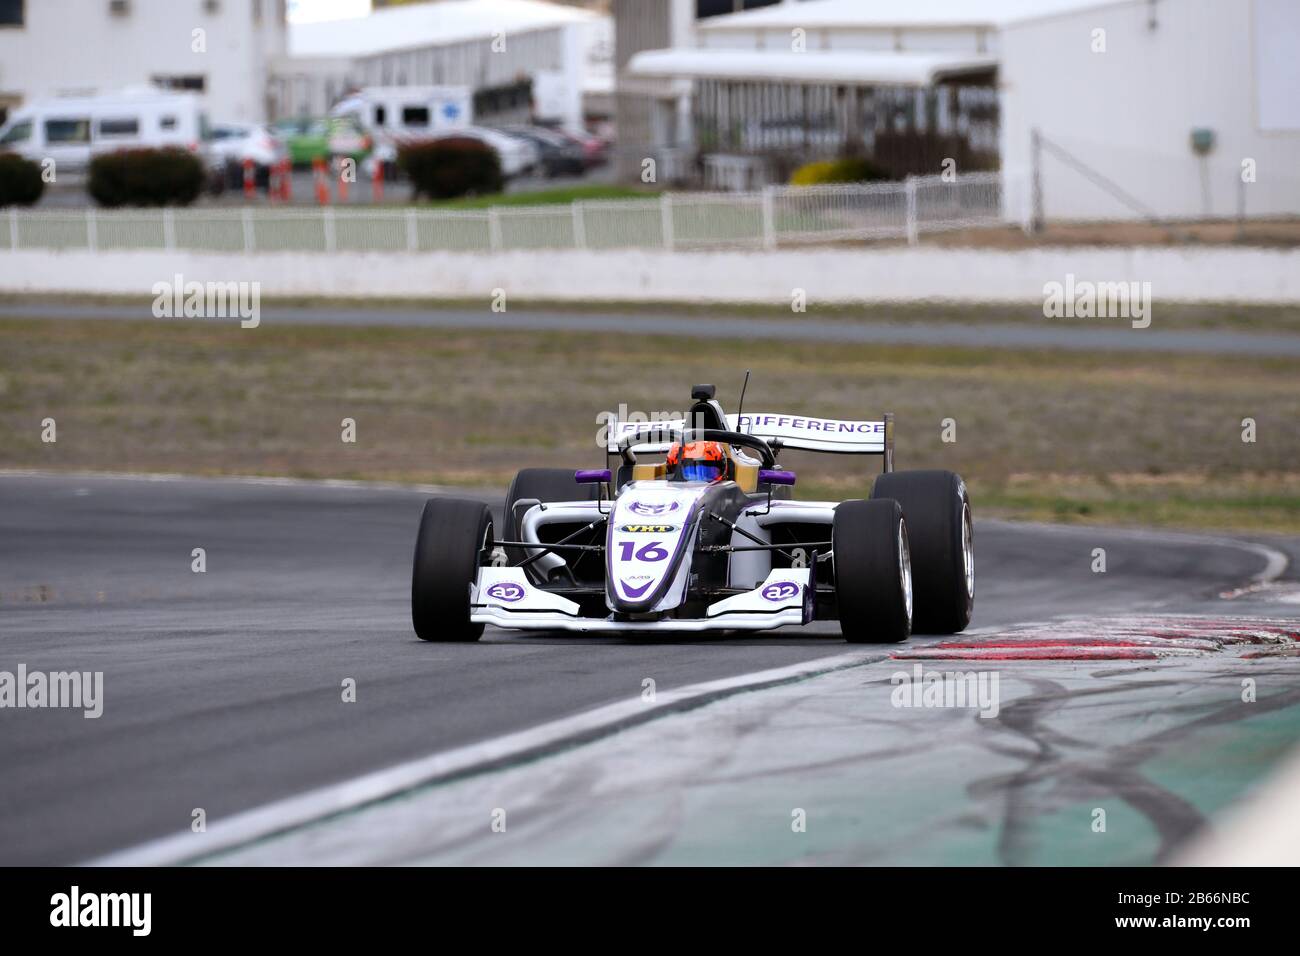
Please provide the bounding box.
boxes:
[833,499,912,643]
[872,470,973,634]
[411,497,493,642]
[501,467,600,567]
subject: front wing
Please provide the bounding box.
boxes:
[471,567,813,633]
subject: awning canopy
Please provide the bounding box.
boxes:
[694,0,1107,32]
[290,0,597,58]
[626,49,998,87]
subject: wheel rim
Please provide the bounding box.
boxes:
[961,498,974,601]
[899,522,913,624]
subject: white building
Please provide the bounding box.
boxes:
[620,0,1300,220]
[273,0,608,130]
[0,0,286,124]
[611,0,696,181]
[999,0,1300,220]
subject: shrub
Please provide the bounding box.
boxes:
[88,148,205,207]
[400,138,503,200]
[0,153,45,206]
[789,156,890,186]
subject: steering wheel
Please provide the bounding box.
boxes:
[616,427,776,469]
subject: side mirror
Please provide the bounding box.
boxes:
[575,469,611,485]
[758,469,796,487]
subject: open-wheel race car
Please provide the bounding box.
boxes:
[411,384,973,642]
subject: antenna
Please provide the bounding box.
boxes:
[736,369,751,429]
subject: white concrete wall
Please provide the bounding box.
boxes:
[3,246,1298,304]
[1000,0,1300,221]
[0,0,284,123]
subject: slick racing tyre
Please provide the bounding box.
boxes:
[500,467,601,567]
[872,470,973,635]
[411,497,493,642]
[833,498,912,643]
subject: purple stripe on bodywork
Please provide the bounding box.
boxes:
[620,579,654,599]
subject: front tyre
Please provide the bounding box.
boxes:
[872,470,973,634]
[411,497,493,642]
[833,499,912,643]
[501,467,600,568]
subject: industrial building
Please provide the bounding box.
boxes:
[616,0,1300,220]
[0,0,286,124]
[273,0,609,130]
[0,0,609,131]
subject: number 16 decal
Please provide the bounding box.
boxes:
[618,541,669,562]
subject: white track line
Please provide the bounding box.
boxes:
[89,651,878,866]
[1175,745,1300,866]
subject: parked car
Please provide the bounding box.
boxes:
[271,117,331,167]
[442,127,539,179]
[0,88,218,185]
[208,122,288,188]
[548,126,610,168]
[494,125,586,177]
[268,115,368,171]
[367,125,539,182]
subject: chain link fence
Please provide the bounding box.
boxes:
[1,173,1008,255]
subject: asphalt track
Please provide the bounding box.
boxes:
[1,301,1298,356]
[2,472,1298,865]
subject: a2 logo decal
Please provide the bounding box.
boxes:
[485,582,525,603]
[761,581,800,602]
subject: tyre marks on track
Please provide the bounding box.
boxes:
[972,669,1300,864]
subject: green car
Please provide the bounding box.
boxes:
[271,117,371,168]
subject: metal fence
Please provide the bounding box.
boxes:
[0,173,1007,255]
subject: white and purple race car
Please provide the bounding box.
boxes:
[411,384,973,642]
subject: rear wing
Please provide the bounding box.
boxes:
[606,412,895,471]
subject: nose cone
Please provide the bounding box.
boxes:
[605,485,704,613]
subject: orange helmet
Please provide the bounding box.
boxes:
[667,440,728,482]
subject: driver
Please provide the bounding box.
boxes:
[666,440,731,483]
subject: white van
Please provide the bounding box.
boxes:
[329,86,540,180]
[330,86,474,142]
[0,89,215,176]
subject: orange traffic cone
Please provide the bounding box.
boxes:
[313,157,329,205]
[335,157,350,203]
